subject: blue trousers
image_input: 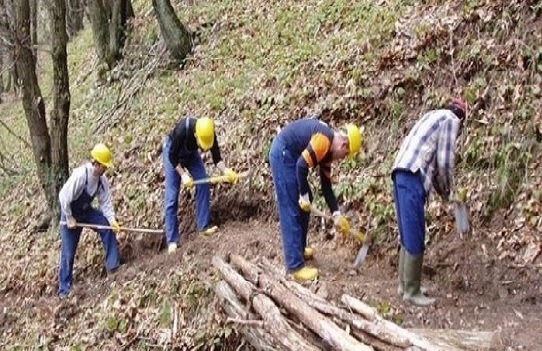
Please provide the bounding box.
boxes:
[163,137,211,244]
[392,170,427,255]
[59,209,120,296]
[269,137,311,272]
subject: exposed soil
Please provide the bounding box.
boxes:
[3,208,540,350]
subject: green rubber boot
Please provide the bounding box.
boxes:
[402,250,435,306]
[398,246,428,296]
[397,246,406,296]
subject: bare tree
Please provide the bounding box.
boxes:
[50,0,70,200]
[30,0,36,57]
[87,0,133,68]
[152,0,192,63]
[12,0,70,223]
[66,0,84,39]
[0,0,19,93]
[13,0,52,210]
[0,50,4,103]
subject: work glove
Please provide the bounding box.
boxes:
[224,168,239,184]
[298,193,311,212]
[456,187,468,203]
[181,173,194,188]
[67,216,77,229]
[110,219,120,234]
[333,211,351,235]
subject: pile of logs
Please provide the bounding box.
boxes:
[212,254,495,351]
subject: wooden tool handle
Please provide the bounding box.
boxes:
[59,221,163,234]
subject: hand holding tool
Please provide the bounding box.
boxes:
[332,211,351,235]
[182,173,194,188]
[299,193,311,212]
[67,216,77,229]
[223,168,239,184]
[60,221,163,234]
[311,205,354,237]
[110,219,121,233]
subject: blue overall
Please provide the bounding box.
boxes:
[58,170,120,296]
[163,137,211,244]
[392,170,427,255]
[269,137,312,272]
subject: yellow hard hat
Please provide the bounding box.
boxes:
[90,143,113,168]
[195,117,215,151]
[345,124,362,156]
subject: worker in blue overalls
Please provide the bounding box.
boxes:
[163,116,239,254]
[58,143,121,299]
[269,117,363,282]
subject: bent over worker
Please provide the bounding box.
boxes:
[162,115,239,254]
[58,143,121,299]
[392,97,467,306]
[269,117,362,282]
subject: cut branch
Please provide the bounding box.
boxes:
[230,254,373,351]
[212,256,320,351]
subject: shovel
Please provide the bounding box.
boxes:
[59,221,163,234]
[453,200,470,235]
[453,187,470,236]
[353,212,373,268]
[190,172,249,186]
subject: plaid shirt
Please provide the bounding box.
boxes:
[392,109,461,198]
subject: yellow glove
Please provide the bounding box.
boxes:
[67,216,77,229]
[110,219,120,233]
[333,212,350,235]
[298,193,311,212]
[457,187,468,203]
[224,168,239,184]
[353,231,366,244]
[181,173,194,188]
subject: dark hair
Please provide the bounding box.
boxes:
[447,103,465,120]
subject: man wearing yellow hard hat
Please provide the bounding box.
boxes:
[268,117,363,282]
[58,143,121,299]
[163,115,239,253]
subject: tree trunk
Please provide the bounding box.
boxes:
[13,0,54,211]
[49,0,70,218]
[1,0,18,93]
[87,0,109,65]
[109,0,131,61]
[0,50,4,103]
[29,0,37,58]
[66,0,84,39]
[152,0,192,63]
[88,0,132,69]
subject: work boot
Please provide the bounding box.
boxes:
[402,251,435,306]
[292,266,318,283]
[200,225,218,236]
[303,247,314,260]
[397,245,405,296]
[397,246,428,296]
[168,243,178,254]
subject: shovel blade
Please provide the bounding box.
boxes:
[353,244,370,268]
[454,201,470,234]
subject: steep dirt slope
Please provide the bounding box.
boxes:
[0,0,541,349]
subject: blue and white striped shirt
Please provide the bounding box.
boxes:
[392,109,461,198]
